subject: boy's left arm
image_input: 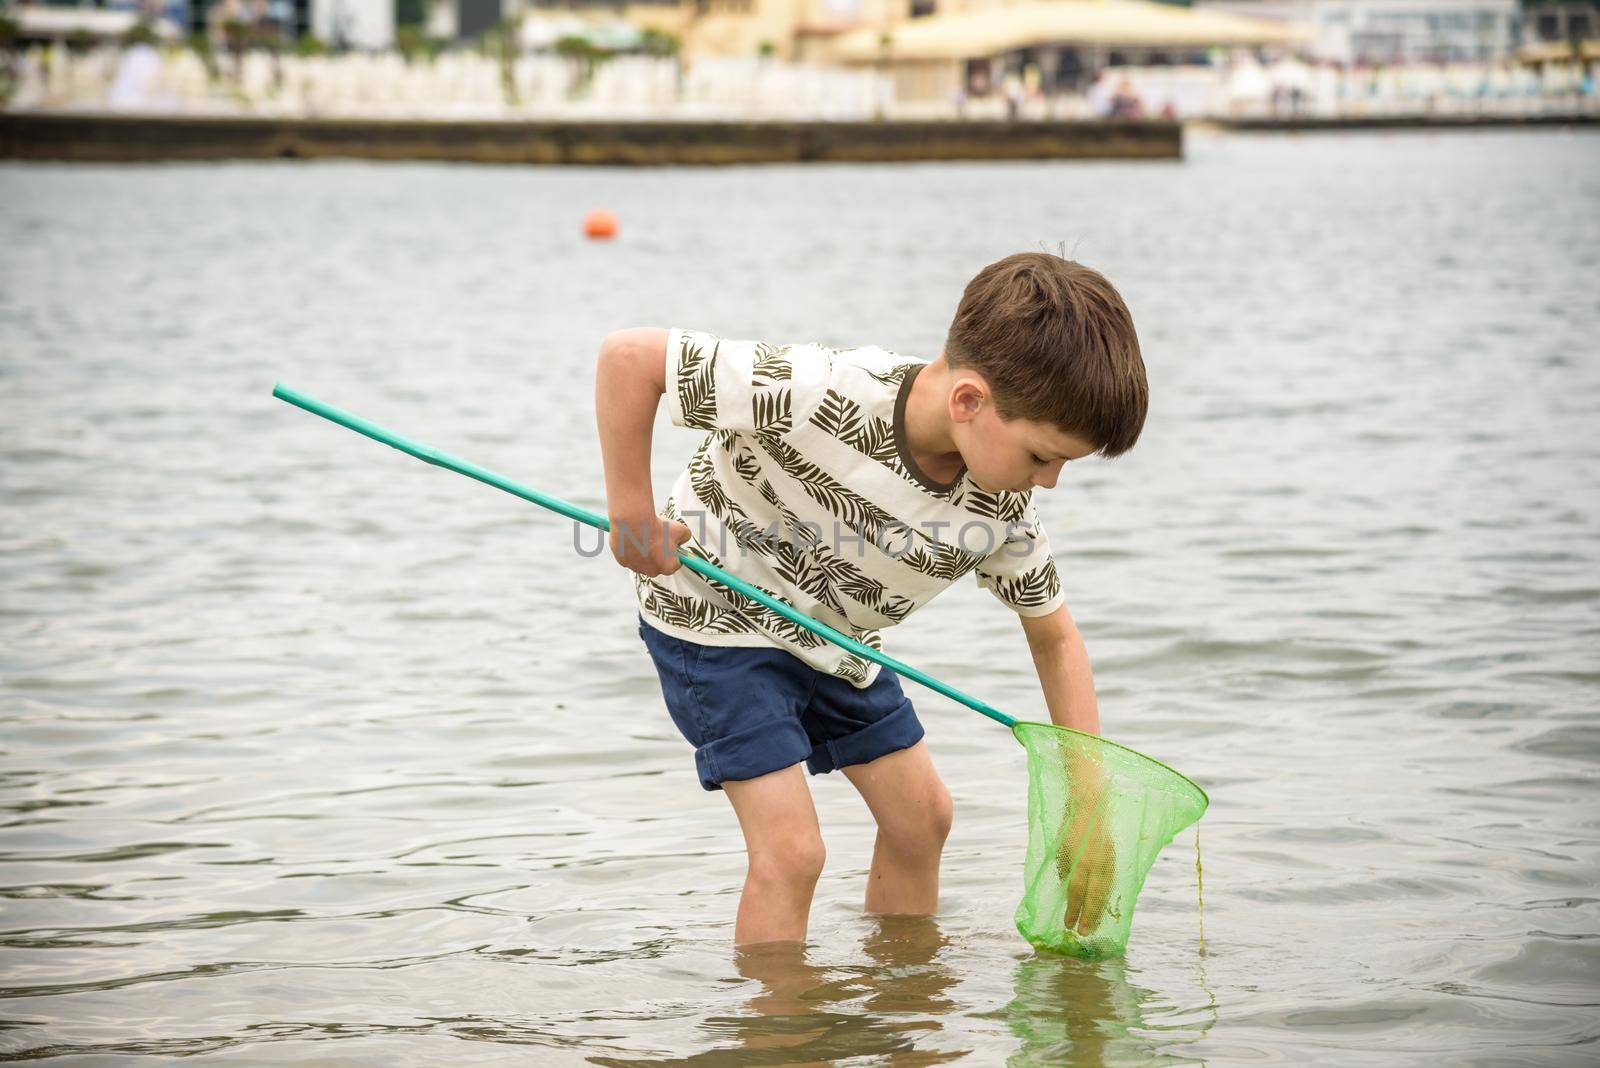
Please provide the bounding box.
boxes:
[1023,602,1115,931]
[1019,604,1101,736]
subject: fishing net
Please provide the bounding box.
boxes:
[1012,721,1208,959]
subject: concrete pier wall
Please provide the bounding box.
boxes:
[0,113,1184,165]
[1213,114,1597,132]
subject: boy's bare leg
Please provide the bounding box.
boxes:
[841,740,953,916]
[722,762,827,946]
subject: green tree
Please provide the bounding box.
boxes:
[638,27,678,57]
[123,19,159,47]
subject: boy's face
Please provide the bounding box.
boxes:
[948,376,1098,495]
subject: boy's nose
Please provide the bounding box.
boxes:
[1033,462,1063,489]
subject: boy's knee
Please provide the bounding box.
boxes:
[749,831,826,885]
[926,782,954,845]
[882,782,953,854]
[928,783,947,844]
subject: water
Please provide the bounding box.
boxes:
[2,129,1598,1064]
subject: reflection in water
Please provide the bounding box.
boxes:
[593,917,1217,1065]
[593,916,966,1065]
[983,941,1217,1066]
[996,954,1151,1066]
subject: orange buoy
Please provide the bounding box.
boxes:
[583,209,618,239]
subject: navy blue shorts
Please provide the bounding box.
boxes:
[637,615,926,792]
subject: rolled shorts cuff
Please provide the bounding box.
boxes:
[805,697,925,776]
[695,716,813,793]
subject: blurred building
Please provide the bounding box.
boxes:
[425,0,512,39]
[824,0,1303,103]
[520,0,1303,108]
[1520,1,1597,47]
[598,0,1302,65]
[1194,0,1525,63]
[4,2,183,45]
[604,0,863,62]
[311,0,391,46]
[157,0,391,49]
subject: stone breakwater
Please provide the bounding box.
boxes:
[1213,113,1598,131]
[0,113,1183,164]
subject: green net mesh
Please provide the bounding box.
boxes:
[1012,721,1208,959]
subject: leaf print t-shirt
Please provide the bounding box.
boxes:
[635,326,1067,689]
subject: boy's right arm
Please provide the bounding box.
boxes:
[595,328,692,576]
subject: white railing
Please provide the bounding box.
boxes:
[5,44,1596,122]
[1068,59,1600,121]
[4,45,892,121]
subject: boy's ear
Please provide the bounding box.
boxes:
[949,376,988,423]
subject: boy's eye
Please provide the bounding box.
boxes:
[1030,453,1048,465]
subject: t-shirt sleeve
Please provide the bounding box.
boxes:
[664,327,831,438]
[973,495,1067,617]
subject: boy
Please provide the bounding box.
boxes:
[594,252,1146,947]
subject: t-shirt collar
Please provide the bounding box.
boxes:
[893,363,966,495]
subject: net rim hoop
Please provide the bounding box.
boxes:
[1011,720,1211,810]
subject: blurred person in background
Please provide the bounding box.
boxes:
[1086,69,1114,118]
[1109,77,1144,119]
[107,28,161,110]
[1002,67,1024,120]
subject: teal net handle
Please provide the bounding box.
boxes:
[273,383,1018,729]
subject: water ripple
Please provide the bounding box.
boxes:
[2,132,1598,1063]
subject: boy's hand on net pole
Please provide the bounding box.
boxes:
[610,512,693,577]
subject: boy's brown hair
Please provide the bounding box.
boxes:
[943,252,1147,457]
